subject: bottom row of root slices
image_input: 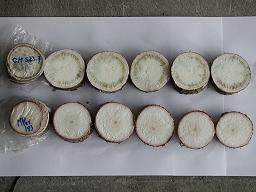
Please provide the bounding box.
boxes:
[9,99,253,149]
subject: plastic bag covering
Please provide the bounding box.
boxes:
[0,97,48,153]
[0,25,52,89]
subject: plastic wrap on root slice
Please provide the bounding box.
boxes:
[0,97,48,153]
[0,24,52,90]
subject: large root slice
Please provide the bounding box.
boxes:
[95,102,134,143]
[130,51,170,92]
[44,49,85,89]
[136,105,174,147]
[171,52,210,94]
[216,112,253,148]
[87,52,129,92]
[211,53,251,94]
[178,111,215,149]
[53,103,92,142]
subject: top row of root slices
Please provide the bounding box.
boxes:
[6,44,251,94]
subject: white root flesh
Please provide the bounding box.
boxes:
[211,53,251,94]
[171,52,210,92]
[44,49,85,89]
[87,52,129,92]
[136,105,174,146]
[178,111,215,149]
[53,103,92,141]
[130,51,170,92]
[216,112,253,148]
[95,102,134,143]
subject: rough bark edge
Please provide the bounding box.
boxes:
[21,98,49,137]
[171,75,208,94]
[170,52,210,94]
[45,79,84,91]
[95,102,135,143]
[86,51,129,93]
[130,50,170,92]
[211,53,252,95]
[135,104,175,147]
[86,77,127,94]
[216,111,253,148]
[210,75,234,95]
[177,110,215,149]
[8,77,39,84]
[43,49,86,91]
[28,99,50,136]
[6,43,46,83]
[52,102,93,143]
[9,98,49,136]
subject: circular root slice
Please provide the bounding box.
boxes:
[95,102,134,143]
[53,103,92,142]
[44,49,85,89]
[178,111,215,149]
[10,99,49,136]
[216,112,253,148]
[86,52,129,92]
[130,51,170,92]
[171,52,210,94]
[136,105,174,147]
[6,43,45,83]
[211,54,251,94]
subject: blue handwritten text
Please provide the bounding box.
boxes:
[17,117,33,132]
[12,56,42,64]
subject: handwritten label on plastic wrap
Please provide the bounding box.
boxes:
[17,117,33,132]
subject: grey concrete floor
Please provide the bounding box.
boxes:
[1,0,256,191]
[0,0,256,16]
[0,176,256,192]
